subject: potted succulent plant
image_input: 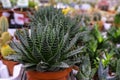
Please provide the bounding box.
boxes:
[75,25,120,80]
[78,26,112,67]
[6,6,83,80]
[76,54,97,80]
[0,16,18,76]
[0,16,10,59]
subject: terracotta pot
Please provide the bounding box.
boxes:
[26,68,72,80]
[108,10,116,14]
[2,59,19,76]
[97,21,104,31]
[90,21,104,31]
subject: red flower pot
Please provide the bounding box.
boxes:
[26,68,72,80]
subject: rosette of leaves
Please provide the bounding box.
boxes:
[28,6,81,37]
[93,12,101,21]
[75,13,90,27]
[113,47,120,59]
[90,25,112,51]
[95,51,115,68]
[116,59,120,79]
[76,54,96,80]
[98,61,116,80]
[6,22,84,72]
[78,25,112,68]
[109,59,120,80]
[90,26,112,67]
[107,27,120,59]
[107,27,120,44]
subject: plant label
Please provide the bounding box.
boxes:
[17,0,28,8]
[1,0,12,8]
[14,12,24,25]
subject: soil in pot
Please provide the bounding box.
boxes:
[26,68,72,80]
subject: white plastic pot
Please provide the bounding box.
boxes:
[0,61,24,80]
[104,22,111,30]
[0,60,9,78]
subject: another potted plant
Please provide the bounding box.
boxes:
[6,6,83,80]
[76,26,118,80]
[0,16,10,58]
[76,54,97,80]
[92,12,103,31]
[107,27,120,44]
[0,16,18,76]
